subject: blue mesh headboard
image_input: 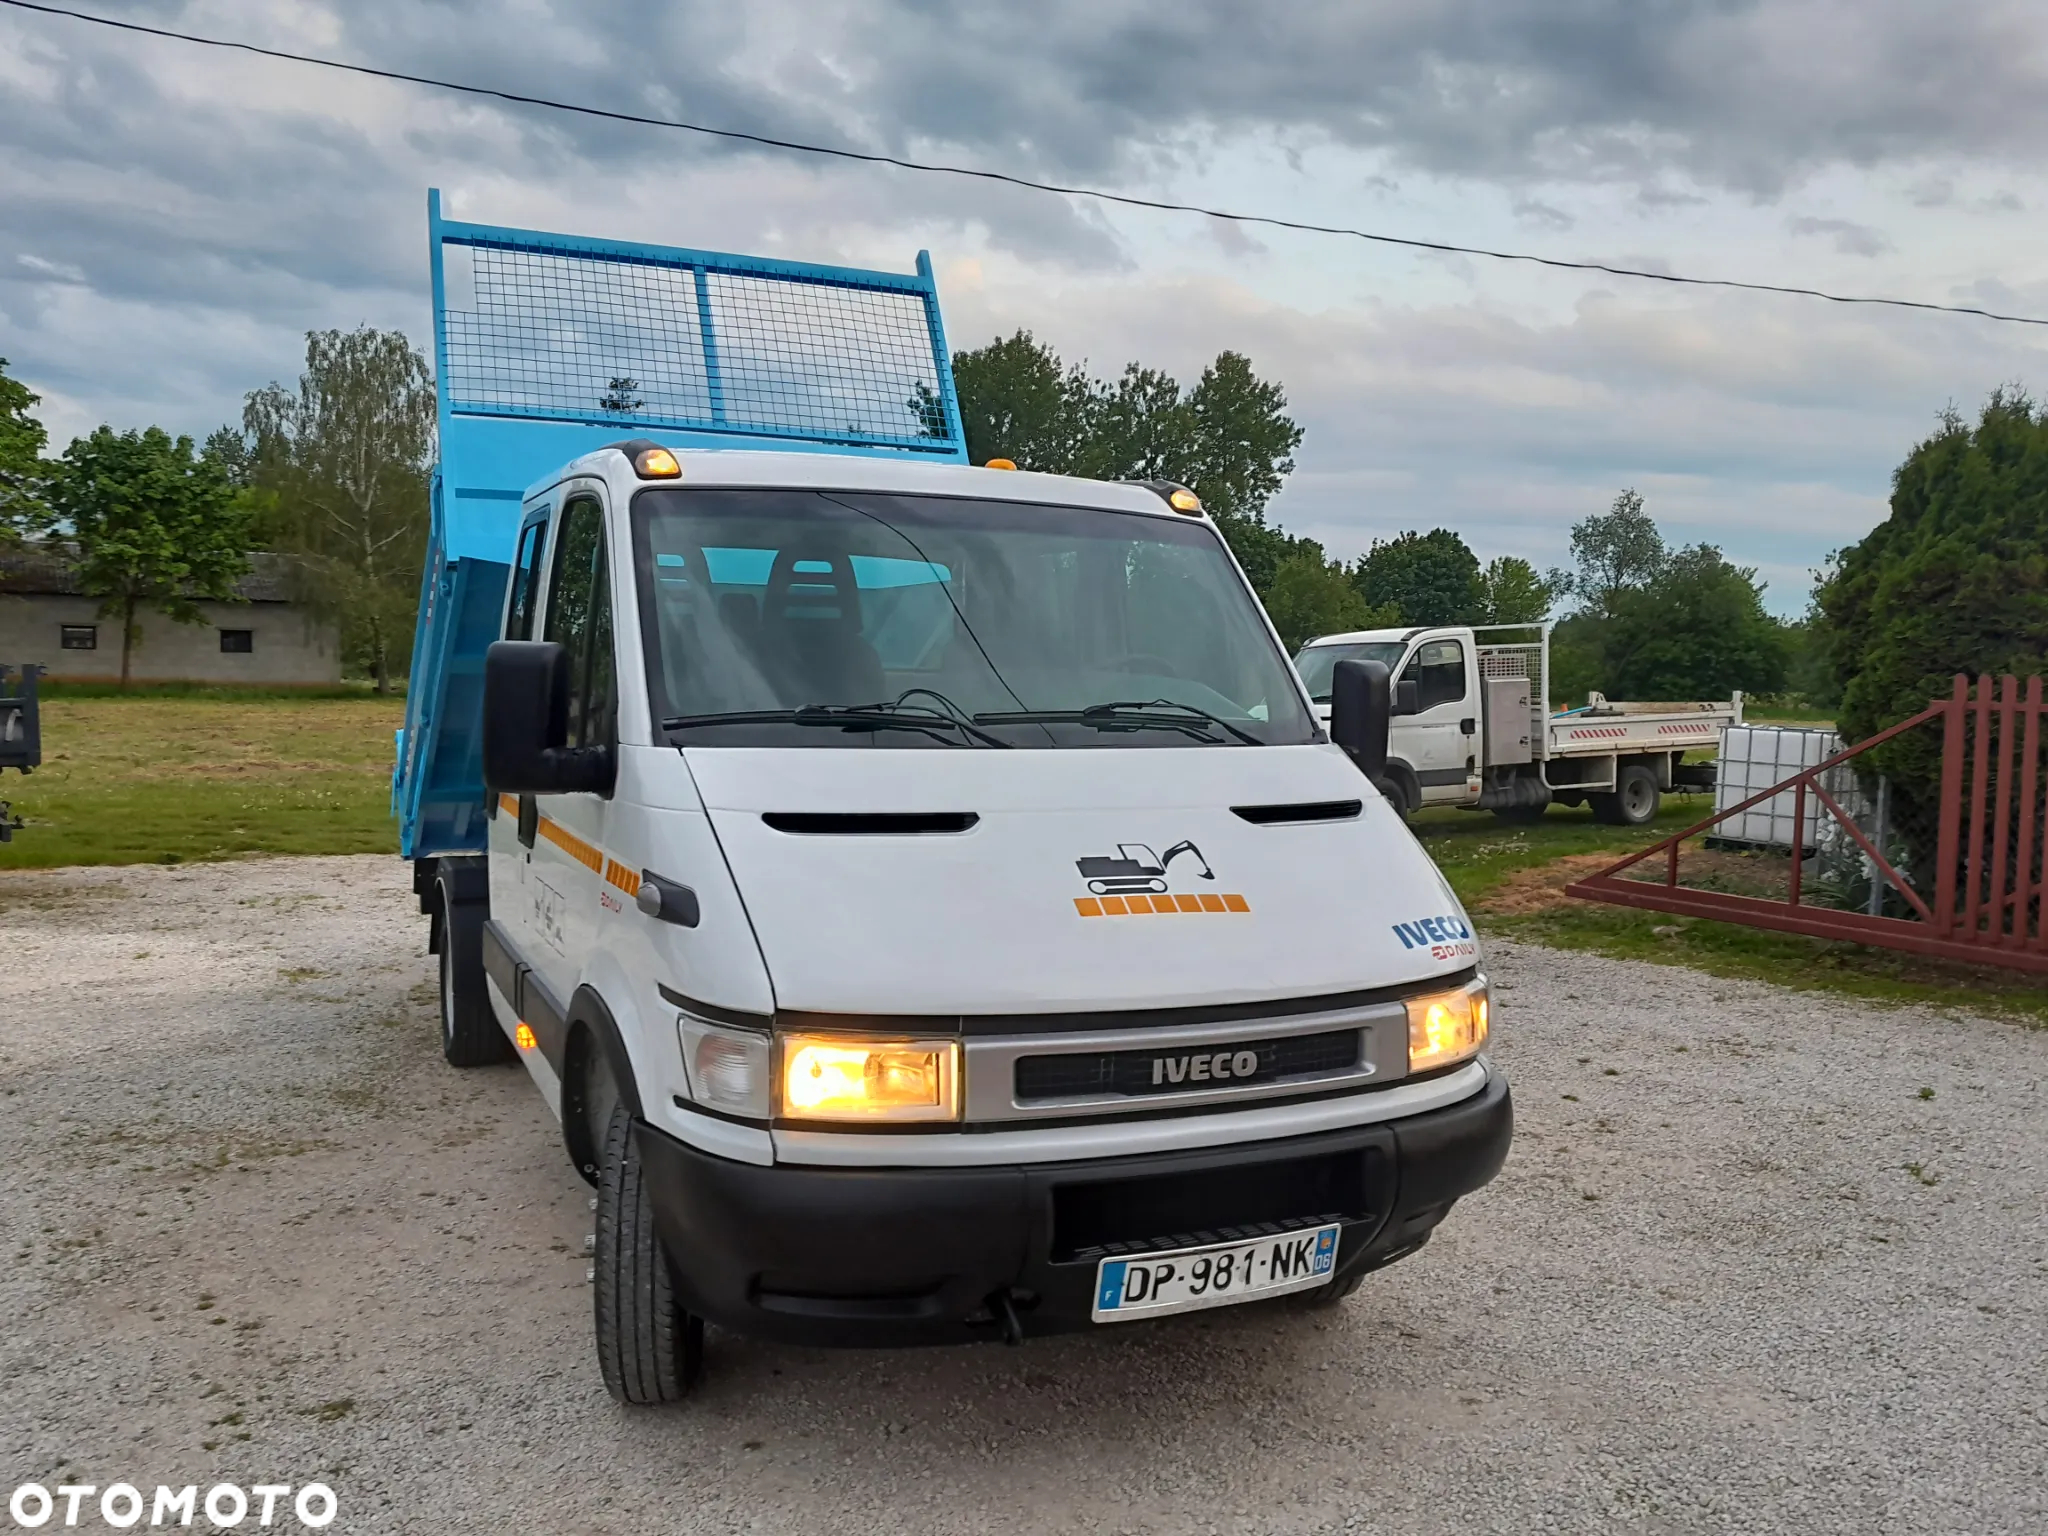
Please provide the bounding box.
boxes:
[426,189,968,560]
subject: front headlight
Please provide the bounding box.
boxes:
[778,1033,961,1123]
[1405,976,1490,1074]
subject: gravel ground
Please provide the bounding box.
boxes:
[1,856,2042,1535]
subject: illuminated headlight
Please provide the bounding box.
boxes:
[778,1034,961,1123]
[1405,977,1490,1074]
[677,1015,771,1118]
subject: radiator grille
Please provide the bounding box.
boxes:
[1014,1028,1361,1103]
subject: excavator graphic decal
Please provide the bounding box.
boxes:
[1074,841,1214,895]
[1071,841,1251,917]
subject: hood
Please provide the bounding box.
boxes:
[685,744,1476,1016]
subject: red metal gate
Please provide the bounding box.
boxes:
[1566,675,2048,973]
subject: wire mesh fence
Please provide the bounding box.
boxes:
[439,240,956,449]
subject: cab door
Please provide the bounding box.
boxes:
[489,502,552,976]
[524,489,619,1012]
[1401,637,1476,805]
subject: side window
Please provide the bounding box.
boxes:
[1404,639,1467,712]
[506,515,550,641]
[543,497,616,753]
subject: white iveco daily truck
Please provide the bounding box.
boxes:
[1296,624,1737,826]
[395,197,1511,1404]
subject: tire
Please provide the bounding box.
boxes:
[437,877,511,1067]
[1374,767,1419,824]
[1591,763,1661,827]
[593,1103,703,1405]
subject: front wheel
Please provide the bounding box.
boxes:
[1374,768,1418,825]
[594,1104,703,1405]
[1591,763,1661,826]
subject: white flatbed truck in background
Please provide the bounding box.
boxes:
[1294,624,1739,825]
[392,197,1511,1404]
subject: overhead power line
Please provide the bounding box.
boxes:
[6,0,2046,329]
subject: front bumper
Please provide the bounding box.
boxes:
[637,1069,1511,1347]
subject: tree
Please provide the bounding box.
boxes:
[1550,487,1790,704]
[950,334,1308,597]
[1262,550,1398,652]
[45,426,251,685]
[951,331,1094,471]
[1352,529,1482,626]
[1817,389,2048,840]
[245,327,436,692]
[1564,488,1665,611]
[1603,544,1789,700]
[0,356,50,539]
[1475,556,1557,624]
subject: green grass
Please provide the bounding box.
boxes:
[0,696,405,868]
[36,679,401,701]
[1408,794,1714,908]
[1412,794,2046,1024]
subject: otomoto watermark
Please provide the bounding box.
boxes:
[7,1483,337,1530]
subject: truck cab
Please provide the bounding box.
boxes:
[396,199,1511,1403]
[1295,626,1501,812]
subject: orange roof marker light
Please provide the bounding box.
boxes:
[635,446,682,479]
[984,457,1017,470]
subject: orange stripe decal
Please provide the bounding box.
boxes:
[498,793,519,817]
[604,860,642,897]
[1076,891,1253,916]
[536,816,604,873]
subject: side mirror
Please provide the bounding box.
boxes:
[1394,679,1421,716]
[482,641,612,796]
[1329,658,1392,781]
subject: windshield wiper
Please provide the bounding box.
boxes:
[974,699,1263,746]
[662,704,1010,749]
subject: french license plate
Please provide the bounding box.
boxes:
[1092,1223,1341,1323]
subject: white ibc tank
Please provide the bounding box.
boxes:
[1712,725,1841,850]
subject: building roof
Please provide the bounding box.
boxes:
[0,542,303,603]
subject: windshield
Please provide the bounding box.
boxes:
[632,488,1317,748]
[1293,640,1408,702]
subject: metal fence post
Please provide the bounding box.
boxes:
[1867,776,1890,918]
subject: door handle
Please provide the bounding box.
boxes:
[1459,717,1476,735]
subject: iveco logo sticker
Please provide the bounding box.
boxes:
[1393,913,1476,961]
[1152,1049,1259,1085]
[1072,840,1251,917]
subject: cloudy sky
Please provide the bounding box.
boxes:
[4,0,2047,611]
